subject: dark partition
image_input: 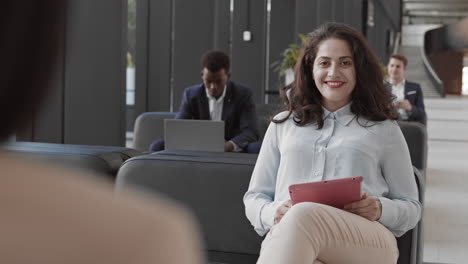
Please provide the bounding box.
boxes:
[135,0,398,112]
[17,0,127,146]
[214,0,231,54]
[33,15,66,143]
[266,0,296,102]
[63,0,126,146]
[146,0,172,112]
[17,6,66,143]
[231,0,268,103]
[295,0,318,37]
[365,0,401,61]
[172,0,217,111]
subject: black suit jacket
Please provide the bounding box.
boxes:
[386,81,427,125]
[403,81,426,124]
[176,81,259,149]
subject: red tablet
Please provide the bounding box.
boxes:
[288,176,363,209]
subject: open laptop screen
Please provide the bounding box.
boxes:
[164,119,225,152]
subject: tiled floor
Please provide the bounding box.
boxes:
[423,96,468,264]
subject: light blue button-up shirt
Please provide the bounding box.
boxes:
[244,103,421,237]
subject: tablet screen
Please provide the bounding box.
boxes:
[288,176,363,209]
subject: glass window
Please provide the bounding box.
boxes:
[126,0,136,106]
[462,66,468,95]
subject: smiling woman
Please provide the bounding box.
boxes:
[312,38,356,112]
[244,22,421,264]
[274,22,397,129]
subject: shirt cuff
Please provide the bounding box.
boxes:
[377,197,397,228]
[259,201,283,234]
[229,140,243,152]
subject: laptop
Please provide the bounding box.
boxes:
[164,119,225,152]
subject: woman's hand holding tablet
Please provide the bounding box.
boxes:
[344,192,382,221]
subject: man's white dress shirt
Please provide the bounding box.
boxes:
[205,86,241,151]
[389,79,409,120]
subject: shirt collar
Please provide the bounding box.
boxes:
[388,78,406,87]
[205,85,227,102]
[322,102,355,126]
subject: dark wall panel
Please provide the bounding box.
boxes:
[138,0,396,111]
[231,0,268,103]
[379,0,401,30]
[267,0,296,100]
[147,0,172,111]
[316,0,332,25]
[366,0,401,62]
[64,0,126,146]
[296,0,363,36]
[333,0,345,23]
[33,39,65,143]
[366,3,383,60]
[351,0,364,32]
[214,0,231,54]
[15,120,33,142]
[295,0,318,36]
[16,10,66,143]
[135,0,149,115]
[172,0,215,111]
[342,0,364,31]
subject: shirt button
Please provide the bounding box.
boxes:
[314,171,319,176]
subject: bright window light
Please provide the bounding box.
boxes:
[463,67,468,95]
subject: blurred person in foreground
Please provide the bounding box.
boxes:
[0,1,203,263]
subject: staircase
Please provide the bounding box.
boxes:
[398,45,441,98]
[403,0,468,25]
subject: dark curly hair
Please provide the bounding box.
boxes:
[274,22,397,128]
[201,50,230,73]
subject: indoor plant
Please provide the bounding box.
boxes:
[271,33,307,85]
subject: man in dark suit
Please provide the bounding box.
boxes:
[387,54,427,125]
[149,51,260,152]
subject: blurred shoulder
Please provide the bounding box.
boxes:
[0,153,202,263]
[1,153,195,222]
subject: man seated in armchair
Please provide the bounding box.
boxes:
[386,54,427,125]
[149,50,260,153]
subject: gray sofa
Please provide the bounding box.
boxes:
[133,112,177,152]
[116,120,427,264]
[3,141,142,178]
[116,152,261,263]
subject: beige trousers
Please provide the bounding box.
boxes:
[257,203,398,264]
